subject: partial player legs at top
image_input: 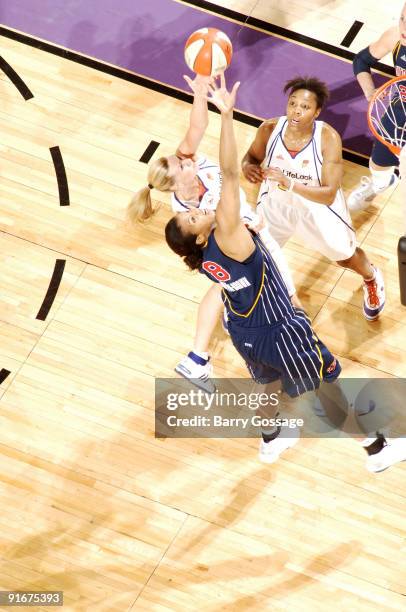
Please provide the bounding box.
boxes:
[349,3,405,211]
[348,143,399,212]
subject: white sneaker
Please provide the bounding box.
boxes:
[364,436,406,473]
[259,424,300,464]
[175,353,216,394]
[363,266,385,321]
[348,174,398,212]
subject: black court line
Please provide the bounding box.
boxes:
[0,25,369,166]
[36,259,66,321]
[140,140,160,163]
[0,54,34,100]
[50,146,70,206]
[179,0,395,76]
[0,369,11,386]
[341,21,364,48]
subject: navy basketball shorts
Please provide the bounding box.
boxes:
[371,138,399,168]
[229,309,341,398]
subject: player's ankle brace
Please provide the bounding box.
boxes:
[189,351,209,364]
[261,412,281,443]
[363,432,387,456]
[262,426,281,443]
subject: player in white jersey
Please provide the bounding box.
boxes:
[242,76,385,321]
[128,74,299,392]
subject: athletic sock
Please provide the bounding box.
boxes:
[364,267,376,283]
[369,167,394,191]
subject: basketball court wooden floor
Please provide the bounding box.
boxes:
[0,31,405,612]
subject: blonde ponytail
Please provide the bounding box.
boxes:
[128,186,157,223]
[127,156,176,224]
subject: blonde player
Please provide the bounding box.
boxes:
[242,76,385,321]
[129,74,300,391]
[348,2,406,210]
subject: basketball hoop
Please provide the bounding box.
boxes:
[369,77,406,304]
[368,75,406,157]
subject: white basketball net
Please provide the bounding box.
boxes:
[369,78,406,155]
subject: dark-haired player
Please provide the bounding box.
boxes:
[242,76,385,321]
[348,3,405,210]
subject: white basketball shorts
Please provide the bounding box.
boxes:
[258,183,356,261]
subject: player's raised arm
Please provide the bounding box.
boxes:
[208,75,255,261]
[209,75,240,223]
[353,26,399,101]
[176,74,212,158]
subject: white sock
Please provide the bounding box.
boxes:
[369,166,394,191]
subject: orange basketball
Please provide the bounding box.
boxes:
[184,28,233,76]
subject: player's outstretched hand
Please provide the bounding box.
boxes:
[242,162,266,183]
[208,73,240,113]
[183,74,214,97]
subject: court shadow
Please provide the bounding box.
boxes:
[328,79,365,105]
[319,106,352,143]
[320,79,375,157]
[216,541,362,610]
[116,11,197,92]
[175,467,277,558]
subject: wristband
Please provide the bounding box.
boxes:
[288,178,296,192]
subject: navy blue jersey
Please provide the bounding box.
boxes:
[201,230,341,396]
[393,41,406,76]
[201,230,294,328]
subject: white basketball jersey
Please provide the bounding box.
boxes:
[171,157,221,212]
[263,117,323,191]
[171,157,251,218]
[258,116,355,261]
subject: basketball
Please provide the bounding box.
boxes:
[184,28,233,76]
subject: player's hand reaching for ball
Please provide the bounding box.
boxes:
[184,74,214,98]
[208,73,240,114]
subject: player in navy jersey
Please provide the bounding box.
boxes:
[242,76,385,321]
[348,2,406,210]
[129,74,299,392]
[165,75,406,472]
